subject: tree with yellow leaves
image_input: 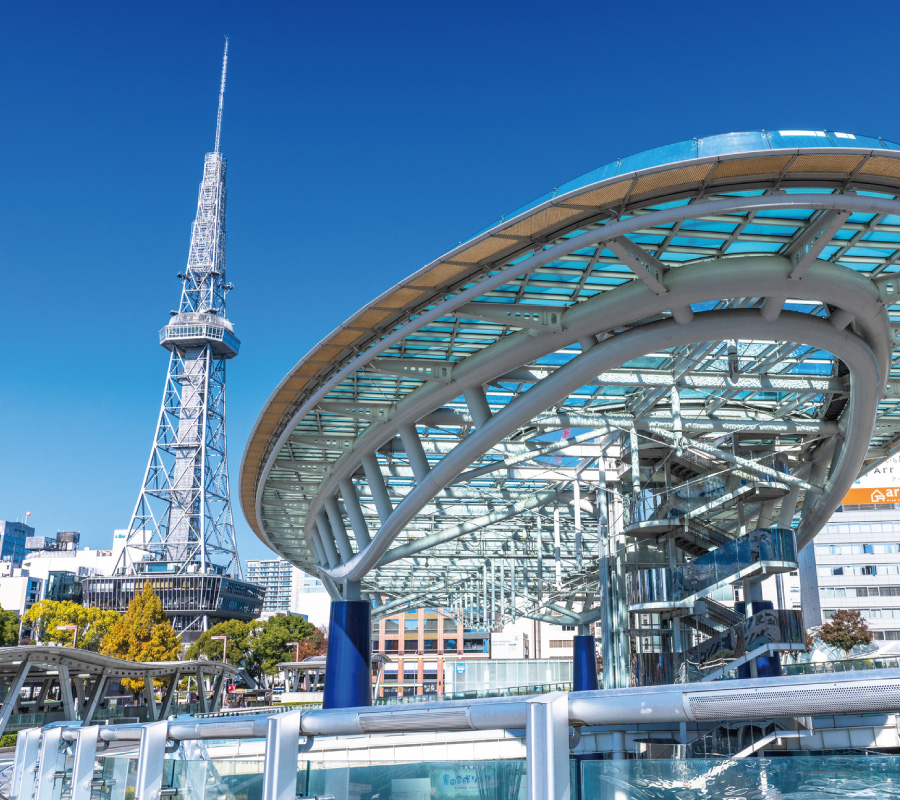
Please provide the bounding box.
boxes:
[23,600,119,650]
[100,583,181,694]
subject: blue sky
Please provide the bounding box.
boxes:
[2,0,899,565]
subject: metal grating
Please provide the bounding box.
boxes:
[688,683,900,720]
[357,706,471,733]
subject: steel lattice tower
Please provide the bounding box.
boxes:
[84,41,264,638]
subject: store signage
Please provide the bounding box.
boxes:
[843,454,900,505]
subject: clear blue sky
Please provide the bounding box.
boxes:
[3,0,899,566]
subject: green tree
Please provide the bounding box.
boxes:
[0,606,19,647]
[815,609,874,655]
[254,615,326,681]
[186,619,262,681]
[22,600,119,650]
[100,583,181,694]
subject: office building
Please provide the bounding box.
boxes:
[0,521,32,569]
[372,607,492,698]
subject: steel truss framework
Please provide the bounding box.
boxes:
[93,43,259,638]
[241,131,900,660]
[123,342,238,574]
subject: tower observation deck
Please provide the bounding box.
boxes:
[84,41,264,638]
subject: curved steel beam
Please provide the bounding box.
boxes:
[299,256,886,569]
[254,192,900,549]
[322,309,881,581]
[377,487,569,565]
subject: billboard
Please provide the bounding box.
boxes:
[843,454,900,505]
[490,631,525,659]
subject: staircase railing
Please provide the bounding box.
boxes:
[632,609,805,686]
[630,527,797,608]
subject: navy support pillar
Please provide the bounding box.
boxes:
[749,600,782,678]
[573,634,599,691]
[323,600,371,709]
[735,600,783,679]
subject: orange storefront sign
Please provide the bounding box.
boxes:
[843,486,900,504]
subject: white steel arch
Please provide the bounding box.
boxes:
[241,133,900,656]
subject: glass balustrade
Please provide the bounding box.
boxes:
[631,527,797,606]
[784,655,900,675]
[632,609,806,686]
[581,756,900,799]
[79,754,900,800]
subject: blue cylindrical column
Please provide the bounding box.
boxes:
[573,635,599,691]
[323,600,371,709]
[735,600,782,679]
[750,600,782,678]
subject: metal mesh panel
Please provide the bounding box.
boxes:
[787,154,864,173]
[357,707,471,733]
[712,155,792,179]
[450,235,517,264]
[501,206,583,238]
[563,179,632,207]
[860,155,900,179]
[632,163,713,195]
[408,261,471,287]
[688,682,900,720]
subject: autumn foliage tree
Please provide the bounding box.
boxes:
[186,619,262,681]
[254,615,326,680]
[23,600,118,650]
[186,615,326,687]
[100,583,181,694]
[814,609,874,656]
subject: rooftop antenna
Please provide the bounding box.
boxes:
[214,37,229,154]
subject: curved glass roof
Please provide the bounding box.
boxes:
[473,130,900,238]
[241,131,900,622]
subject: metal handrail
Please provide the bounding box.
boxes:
[784,655,900,675]
[13,669,900,800]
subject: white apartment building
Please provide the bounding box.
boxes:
[21,547,116,584]
[246,558,294,617]
[800,506,900,642]
[500,615,587,661]
[246,557,330,625]
[290,570,330,627]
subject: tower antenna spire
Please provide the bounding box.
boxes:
[214,37,229,154]
[85,35,264,640]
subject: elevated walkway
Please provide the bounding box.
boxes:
[0,646,236,741]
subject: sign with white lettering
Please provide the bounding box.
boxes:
[843,454,900,505]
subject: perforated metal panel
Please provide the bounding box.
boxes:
[357,706,471,733]
[688,682,900,721]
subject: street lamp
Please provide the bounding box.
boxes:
[211,635,228,709]
[286,641,301,662]
[211,635,228,663]
[57,624,78,649]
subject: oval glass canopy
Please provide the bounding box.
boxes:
[241,131,900,638]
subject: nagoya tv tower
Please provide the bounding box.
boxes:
[84,40,264,638]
